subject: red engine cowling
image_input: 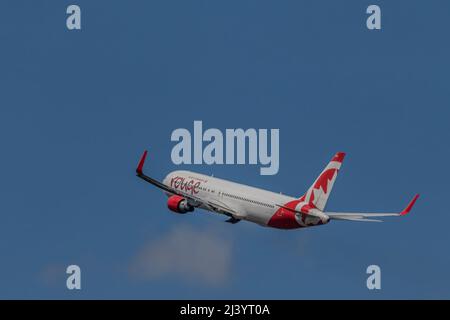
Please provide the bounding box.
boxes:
[167,195,194,214]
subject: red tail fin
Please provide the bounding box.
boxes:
[300,152,346,211]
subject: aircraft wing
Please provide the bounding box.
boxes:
[326,194,419,222]
[202,200,245,223]
[136,150,197,200]
[136,150,243,220]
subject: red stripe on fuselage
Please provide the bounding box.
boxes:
[267,200,302,229]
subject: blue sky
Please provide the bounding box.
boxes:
[0,0,449,299]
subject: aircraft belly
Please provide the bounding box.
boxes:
[242,204,274,226]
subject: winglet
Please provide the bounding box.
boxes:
[400,194,420,216]
[136,150,148,175]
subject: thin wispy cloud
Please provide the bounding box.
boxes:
[129,224,233,286]
[38,263,66,288]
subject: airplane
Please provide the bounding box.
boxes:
[135,150,419,229]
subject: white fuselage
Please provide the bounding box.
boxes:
[162,170,328,229]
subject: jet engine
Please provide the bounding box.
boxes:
[167,195,194,214]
